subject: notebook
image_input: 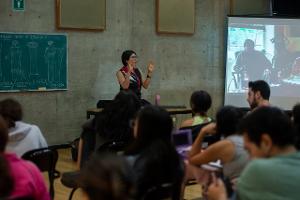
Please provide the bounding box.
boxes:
[201,160,222,171]
[172,129,193,158]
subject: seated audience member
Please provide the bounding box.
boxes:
[0,98,47,157]
[247,80,270,110]
[0,153,14,199]
[78,90,141,167]
[207,106,300,200]
[95,90,141,144]
[124,105,184,200]
[0,115,50,200]
[79,153,134,200]
[188,106,248,196]
[181,90,212,128]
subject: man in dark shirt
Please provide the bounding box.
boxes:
[234,39,272,82]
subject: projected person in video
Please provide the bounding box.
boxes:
[234,39,272,82]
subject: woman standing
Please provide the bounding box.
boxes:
[116,50,154,102]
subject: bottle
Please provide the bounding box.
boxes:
[155,94,160,105]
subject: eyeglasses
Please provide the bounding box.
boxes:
[130,55,138,59]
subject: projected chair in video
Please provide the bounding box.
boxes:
[227,70,245,92]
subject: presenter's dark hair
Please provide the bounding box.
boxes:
[190,90,212,115]
[248,80,270,100]
[216,106,243,137]
[0,98,23,128]
[239,106,295,147]
[121,50,136,66]
[79,153,134,200]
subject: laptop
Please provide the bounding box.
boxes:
[172,129,193,158]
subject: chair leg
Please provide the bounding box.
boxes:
[48,171,55,200]
[68,188,78,200]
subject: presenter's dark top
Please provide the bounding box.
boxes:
[119,66,142,99]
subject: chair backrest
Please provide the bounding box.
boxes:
[180,122,210,141]
[22,147,57,173]
[22,147,57,199]
[21,144,70,200]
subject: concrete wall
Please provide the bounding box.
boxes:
[230,0,270,15]
[0,0,229,144]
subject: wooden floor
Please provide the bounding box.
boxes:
[42,149,202,200]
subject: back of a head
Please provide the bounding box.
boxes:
[0,98,23,128]
[292,103,300,149]
[113,90,141,111]
[190,90,212,114]
[248,80,270,100]
[127,106,173,154]
[96,91,141,141]
[292,103,300,124]
[216,106,243,137]
[80,153,134,200]
[239,106,295,148]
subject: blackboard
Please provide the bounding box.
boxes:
[0,33,67,92]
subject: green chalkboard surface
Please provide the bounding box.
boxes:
[0,33,67,91]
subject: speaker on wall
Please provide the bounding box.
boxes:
[272,0,300,16]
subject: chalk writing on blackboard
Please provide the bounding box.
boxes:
[0,32,67,92]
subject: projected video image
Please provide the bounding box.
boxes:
[226,18,300,96]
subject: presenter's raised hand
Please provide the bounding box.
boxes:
[147,61,155,74]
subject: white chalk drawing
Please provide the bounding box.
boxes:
[10,40,26,82]
[27,41,39,75]
[44,41,59,84]
[57,47,65,85]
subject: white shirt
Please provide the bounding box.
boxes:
[6,121,48,157]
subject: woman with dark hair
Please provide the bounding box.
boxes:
[125,105,184,200]
[0,98,47,157]
[187,106,249,197]
[181,90,212,128]
[116,50,154,102]
[79,153,135,200]
[0,115,50,200]
[78,90,141,167]
[95,90,141,143]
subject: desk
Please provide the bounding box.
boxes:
[86,107,192,119]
